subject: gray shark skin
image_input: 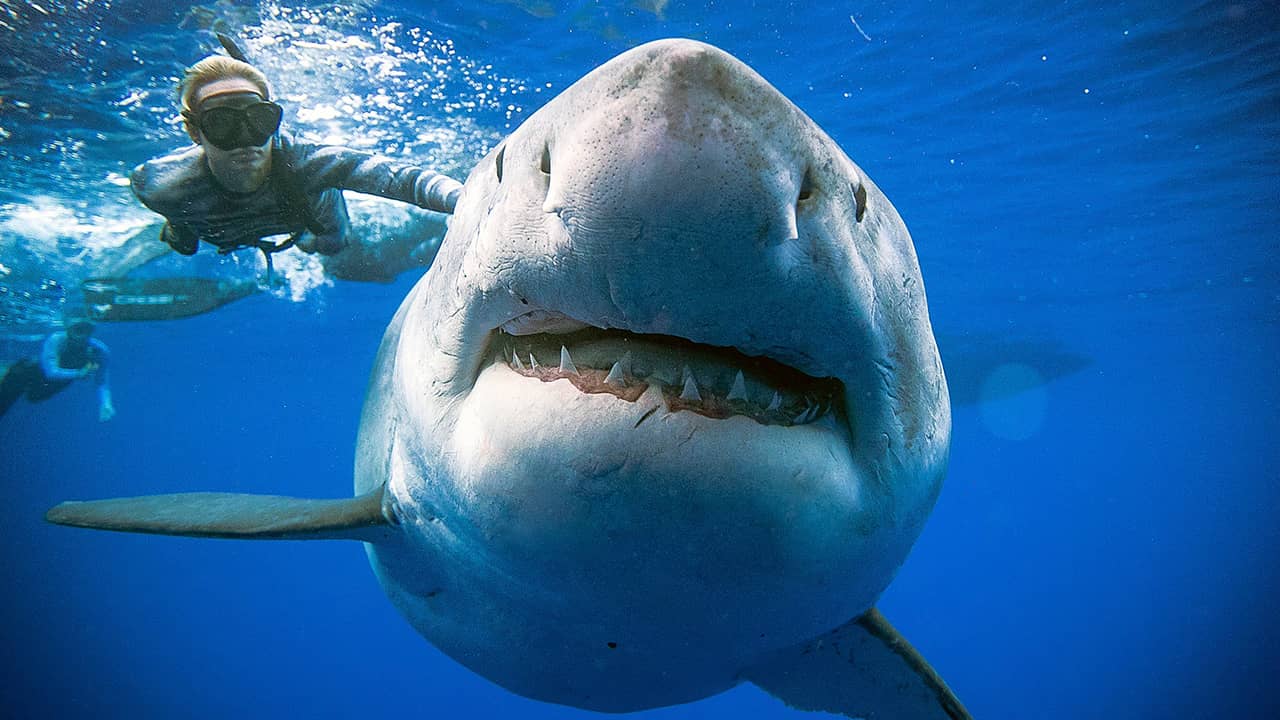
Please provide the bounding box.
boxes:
[48,39,968,719]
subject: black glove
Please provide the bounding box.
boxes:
[160,223,198,256]
[294,230,347,256]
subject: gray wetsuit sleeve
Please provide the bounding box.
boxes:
[289,144,463,214]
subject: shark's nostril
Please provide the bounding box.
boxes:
[791,170,814,241]
[542,179,565,214]
[540,145,555,211]
[784,206,799,242]
[797,169,814,204]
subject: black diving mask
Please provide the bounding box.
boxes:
[196,101,283,151]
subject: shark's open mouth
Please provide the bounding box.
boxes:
[487,328,843,427]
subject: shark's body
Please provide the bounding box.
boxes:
[49,40,967,719]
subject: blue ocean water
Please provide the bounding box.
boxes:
[1,1,1277,718]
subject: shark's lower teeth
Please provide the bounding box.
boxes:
[489,329,841,427]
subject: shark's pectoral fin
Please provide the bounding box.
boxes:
[45,484,396,542]
[743,608,971,720]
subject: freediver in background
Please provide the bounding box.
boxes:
[0,320,115,422]
[129,48,463,272]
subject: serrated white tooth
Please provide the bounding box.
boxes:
[794,405,815,424]
[767,392,782,411]
[804,400,820,422]
[604,360,626,386]
[617,351,633,376]
[511,350,525,370]
[727,371,747,401]
[529,353,539,370]
[559,346,578,375]
[680,369,701,402]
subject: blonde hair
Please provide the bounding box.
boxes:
[178,55,272,133]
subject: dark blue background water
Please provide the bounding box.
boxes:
[2,1,1277,718]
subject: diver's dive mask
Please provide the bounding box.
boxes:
[194,101,283,151]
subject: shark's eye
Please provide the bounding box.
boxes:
[540,145,552,175]
[495,145,506,183]
[853,182,867,222]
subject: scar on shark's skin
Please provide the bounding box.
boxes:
[46,39,965,720]
[633,405,659,428]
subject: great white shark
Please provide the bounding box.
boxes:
[48,39,969,719]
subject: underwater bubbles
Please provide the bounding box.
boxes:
[267,250,332,304]
[977,362,1047,441]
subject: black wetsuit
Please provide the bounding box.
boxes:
[130,133,461,256]
[0,334,110,417]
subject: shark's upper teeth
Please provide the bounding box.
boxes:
[560,346,578,375]
[492,329,841,427]
[604,360,626,386]
[727,371,747,401]
[794,404,816,424]
[680,370,702,402]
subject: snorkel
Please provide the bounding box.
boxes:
[216,32,249,62]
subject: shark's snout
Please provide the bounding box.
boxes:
[469,49,861,386]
